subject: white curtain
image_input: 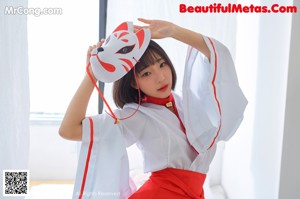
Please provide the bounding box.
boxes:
[0,0,30,198]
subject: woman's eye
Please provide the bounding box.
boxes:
[160,62,166,68]
[142,72,151,77]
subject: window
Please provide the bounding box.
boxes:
[28,0,99,120]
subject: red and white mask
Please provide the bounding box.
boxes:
[90,21,151,83]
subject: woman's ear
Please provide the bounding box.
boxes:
[131,81,137,89]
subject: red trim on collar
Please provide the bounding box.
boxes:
[142,93,174,108]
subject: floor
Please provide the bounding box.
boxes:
[26,181,74,199]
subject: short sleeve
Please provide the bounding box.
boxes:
[81,113,116,143]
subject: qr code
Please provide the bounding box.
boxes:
[3,170,29,196]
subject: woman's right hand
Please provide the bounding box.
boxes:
[86,39,105,81]
[86,39,105,65]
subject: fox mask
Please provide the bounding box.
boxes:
[90,22,151,83]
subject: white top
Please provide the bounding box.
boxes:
[116,93,217,174]
[72,36,248,199]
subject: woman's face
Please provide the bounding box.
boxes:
[135,55,173,99]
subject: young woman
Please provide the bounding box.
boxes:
[59,18,247,199]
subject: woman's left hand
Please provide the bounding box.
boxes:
[134,18,175,39]
[135,18,210,60]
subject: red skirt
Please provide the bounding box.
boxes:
[129,168,206,199]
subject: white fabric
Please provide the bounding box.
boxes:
[119,95,217,174]
[183,36,248,152]
[0,0,30,198]
[73,115,134,199]
[73,36,247,199]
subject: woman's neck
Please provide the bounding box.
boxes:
[142,93,173,107]
[142,93,176,114]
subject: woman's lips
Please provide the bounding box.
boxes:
[158,84,169,92]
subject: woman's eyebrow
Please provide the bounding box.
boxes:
[138,58,165,74]
[155,58,164,63]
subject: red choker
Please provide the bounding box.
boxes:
[142,94,174,108]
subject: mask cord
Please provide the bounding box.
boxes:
[116,66,141,121]
[86,62,118,123]
[86,62,141,124]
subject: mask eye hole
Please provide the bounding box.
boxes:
[116,44,135,54]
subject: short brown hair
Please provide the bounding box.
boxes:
[113,40,177,108]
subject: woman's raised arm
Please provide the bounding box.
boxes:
[58,40,103,141]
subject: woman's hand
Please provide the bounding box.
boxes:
[135,18,210,60]
[134,18,176,39]
[86,39,105,65]
[86,39,105,81]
